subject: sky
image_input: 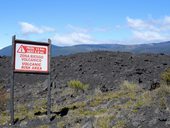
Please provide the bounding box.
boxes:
[1,0,170,49]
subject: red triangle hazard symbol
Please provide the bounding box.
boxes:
[17,45,26,53]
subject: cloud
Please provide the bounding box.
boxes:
[127,17,148,30]
[52,24,114,46]
[67,24,112,33]
[164,16,170,25]
[52,32,96,46]
[133,31,165,41]
[19,22,55,35]
[127,17,158,31]
[126,16,170,43]
[67,24,89,33]
[161,16,170,31]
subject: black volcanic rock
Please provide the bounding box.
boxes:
[0,51,170,108]
[51,51,170,91]
[0,51,170,91]
[0,51,170,127]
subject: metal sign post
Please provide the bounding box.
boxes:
[10,35,15,125]
[10,35,51,125]
[47,39,51,118]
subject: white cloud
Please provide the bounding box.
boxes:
[52,32,96,46]
[127,17,148,30]
[133,31,166,41]
[164,16,170,25]
[160,16,170,31]
[127,17,158,31]
[126,16,170,43]
[41,26,55,32]
[67,24,89,33]
[17,17,170,46]
[52,24,114,46]
[19,22,55,35]
[67,24,112,33]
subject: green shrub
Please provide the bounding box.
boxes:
[67,80,89,92]
[161,68,170,85]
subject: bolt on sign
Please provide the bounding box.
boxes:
[14,40,49,73]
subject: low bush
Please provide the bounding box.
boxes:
[161,67,170,85]
[67,80,89,93]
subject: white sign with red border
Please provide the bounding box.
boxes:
[14,43,49,73]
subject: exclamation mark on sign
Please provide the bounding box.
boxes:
[17,45,26,53]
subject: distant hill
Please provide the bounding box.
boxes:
[0,45,12,56]
[0,41,170,56]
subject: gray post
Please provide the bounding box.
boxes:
[10,35,15,125]
[47,39,51,119]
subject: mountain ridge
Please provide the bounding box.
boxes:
[0,41,170,56]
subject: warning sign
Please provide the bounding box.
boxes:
[14,43,49,73]
[17,45,26,53]
[17,45,47,54]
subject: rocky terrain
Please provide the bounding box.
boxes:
[0,51,170,128]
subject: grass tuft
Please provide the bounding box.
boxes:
[67,80,89,93]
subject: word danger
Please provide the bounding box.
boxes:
[17,45,46,54]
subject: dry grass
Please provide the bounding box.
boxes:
[67,80,89,93]
[161,67,170,85]
[0,87,9,112]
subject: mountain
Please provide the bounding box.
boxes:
[0,45,12,56]
[1,41,170,56]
